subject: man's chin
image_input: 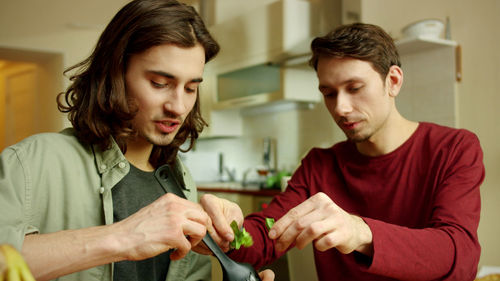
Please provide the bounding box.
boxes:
[144,134,175,147]
[345,131,370,143]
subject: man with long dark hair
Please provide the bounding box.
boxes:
[203,23,485,280]
[0,1,273,280]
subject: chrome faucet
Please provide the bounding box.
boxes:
[224,167,236,182]
[263,137,271,170]
[218,153,236,182]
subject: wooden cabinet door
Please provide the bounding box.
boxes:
[0,63,37,150]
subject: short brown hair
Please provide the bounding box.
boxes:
[309,23,400,79]
[58,0,219,166]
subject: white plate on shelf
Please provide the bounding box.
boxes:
[402,19,444,39]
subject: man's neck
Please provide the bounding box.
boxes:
[124,139,155,172]
[356,112,418,157]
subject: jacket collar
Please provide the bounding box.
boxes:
[92,137,190,192]
[93,137,127,175]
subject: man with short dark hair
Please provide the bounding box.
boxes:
[203,23,485,280]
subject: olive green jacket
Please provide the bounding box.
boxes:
[0,128,210,281]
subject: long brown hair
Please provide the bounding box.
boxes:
[57,0,219,166]
[309,23,400,79]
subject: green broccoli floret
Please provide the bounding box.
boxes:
[230,220,253,250]
[265,217,275,231]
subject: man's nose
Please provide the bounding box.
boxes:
[334,91,352,116]
[164,86,188,115]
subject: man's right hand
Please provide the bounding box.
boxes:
[268,192,373,255]
[112,192,212,261]
[22,193,211,281]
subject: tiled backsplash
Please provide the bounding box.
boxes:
[182,103,342,183]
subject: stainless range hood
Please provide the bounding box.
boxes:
[212,62,320,111]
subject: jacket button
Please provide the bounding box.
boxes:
[99,187,105,194]
[100,164,107,170]
[118,162,126,169]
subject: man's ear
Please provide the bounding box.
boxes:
[386,65,403,97]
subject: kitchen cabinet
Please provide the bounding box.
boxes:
[209,0,337,74]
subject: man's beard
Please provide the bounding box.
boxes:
[344,117,387,144]
[337,118,371,143]
[344,128,372,143]
[140,129,177,147]
[347,133,371,143]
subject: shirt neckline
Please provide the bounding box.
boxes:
[347,122,424,163]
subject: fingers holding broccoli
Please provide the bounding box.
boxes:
[229,217,275,250]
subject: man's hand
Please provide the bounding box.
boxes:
[113,193,211,260]
[22,193,212,281]
[268,192,373,255]
[259,269,275,281]
[194,194,244,254]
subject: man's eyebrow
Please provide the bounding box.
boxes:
[148,70,203,83]
[319,78,361,89]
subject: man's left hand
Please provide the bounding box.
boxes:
[268,192,373,256]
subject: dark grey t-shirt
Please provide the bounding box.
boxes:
[112,164,171,281]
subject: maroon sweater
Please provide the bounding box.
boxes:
[230,122,484,281]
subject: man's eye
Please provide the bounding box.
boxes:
[349,86,363,93]
[186,87,197,93]
[322,91,337,98]
[151,81,167,88]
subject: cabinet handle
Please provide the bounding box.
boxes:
[455,45,462,82]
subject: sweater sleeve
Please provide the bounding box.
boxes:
[364,133,484,281]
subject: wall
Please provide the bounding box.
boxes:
[214,0,278,24]
[0,7,115,132]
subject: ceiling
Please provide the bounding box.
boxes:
[0,0,198,39]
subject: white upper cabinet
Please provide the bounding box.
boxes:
[210,0,340,74]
